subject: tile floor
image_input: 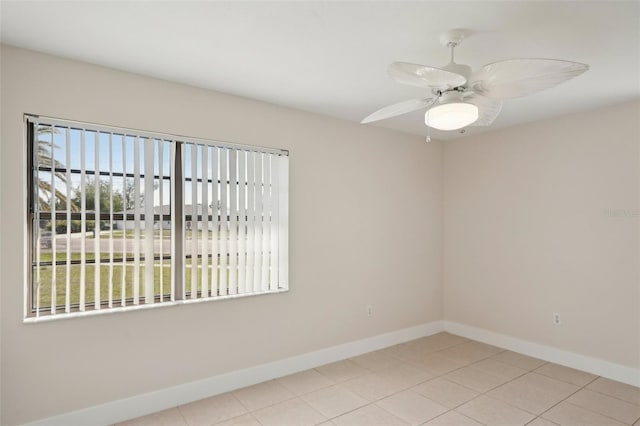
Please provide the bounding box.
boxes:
[117,333,640,426]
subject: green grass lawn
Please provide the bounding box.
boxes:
[40,252,172,263]
[41,252,125,262]
[33,259,222,310]
[33,238,265,311]
[98,229,172,239]
[96,229,218,239]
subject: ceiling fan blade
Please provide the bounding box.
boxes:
[465,93,503,126]
[470,59,589,99]
[361,98,436,124]
[389,62,467,90]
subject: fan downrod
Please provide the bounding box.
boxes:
[439,29,474,81]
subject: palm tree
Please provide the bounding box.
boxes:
[35,126,76,212]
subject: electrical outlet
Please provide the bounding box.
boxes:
[367,305,373,317]
[553,313,561,325]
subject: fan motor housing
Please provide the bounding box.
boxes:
[440,29,470,47]
[438,90,465,104]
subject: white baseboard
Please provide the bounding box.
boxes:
[24,319,640,426]
[443,320,640,388]
[24,321,445,426]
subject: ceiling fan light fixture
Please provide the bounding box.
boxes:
[425,102,479,131]
[362,30,588,131]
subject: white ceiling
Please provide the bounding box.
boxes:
[1,1,639,140]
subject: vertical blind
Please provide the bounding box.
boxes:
[181,141,289,300]
[27,115,289,320]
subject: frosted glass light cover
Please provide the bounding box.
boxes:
[425,102,479,131]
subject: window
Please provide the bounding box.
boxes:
[26,115,289,321]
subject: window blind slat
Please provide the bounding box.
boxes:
[190,144,197,299]
[254,153,263,291]
[201,144,209,298]
[121,135,128,306]
[228,149,238,295]
[246,151,256,292]
[79,130,87,311]
[278,155,290,290]
[270,154,280,290]
[219,148,228,296]
[237,151,247,294]
[133,136,141,305]
[65,127,72,312]
[211,146,219,296]
[170,141,178,301]
[144,138,155,304]
[94,132,101,309]
[262,154,271,291]
[50,125,57,313]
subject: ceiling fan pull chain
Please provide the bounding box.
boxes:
[426,112,432,143]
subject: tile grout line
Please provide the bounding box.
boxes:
[561,400,638,425]
[585,382,640,408]
[329,346,508,424]
[139,333,639,426]
[249,411,264,426]
[422,353,596,424]
[533,374,604,423]
[523,415,560,426]
[436,355,531,396]
[288,350,636,426]
[472,369,590,421]
[210,411,263,426]
[421,408,490,426]
[175,404,190,426]
[332,341,523,423]
[562,386,640,426]
[439,341,639,424]
[314,337,479,424]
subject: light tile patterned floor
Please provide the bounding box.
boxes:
[116,333,640,426]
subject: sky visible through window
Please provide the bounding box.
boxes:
[38,125,249,210]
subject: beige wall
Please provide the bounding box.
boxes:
[0,45,443,425]
[3,43,638,425]
[443,100,640,369]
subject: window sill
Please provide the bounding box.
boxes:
[23,288,289,323]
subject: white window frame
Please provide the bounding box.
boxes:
[25,115,289,322]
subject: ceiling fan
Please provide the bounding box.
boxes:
[361,29,589,132]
